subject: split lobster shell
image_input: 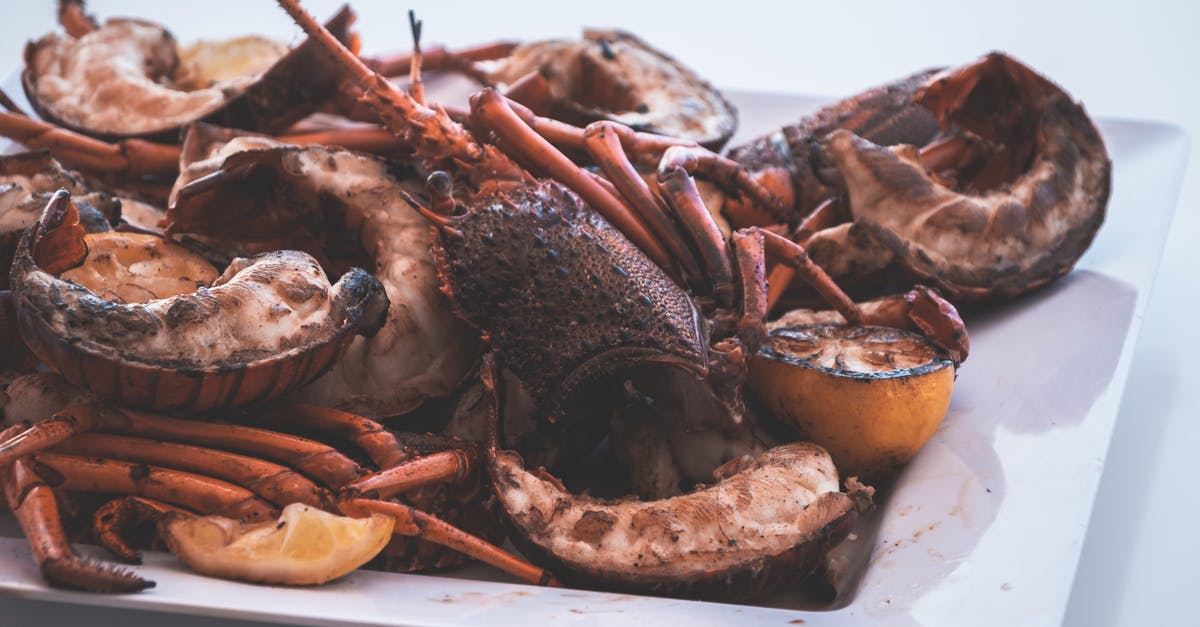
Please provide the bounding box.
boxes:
[20,6,356,142]
[9,190,388,411]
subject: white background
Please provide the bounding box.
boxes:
[0,1,1196,625]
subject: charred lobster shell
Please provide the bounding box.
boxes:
[435,181,720,465]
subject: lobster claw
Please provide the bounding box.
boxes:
[901,286,969,363]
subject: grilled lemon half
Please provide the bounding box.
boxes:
[749,324,955,482]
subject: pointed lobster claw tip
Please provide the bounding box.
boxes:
[40,189,75,229]
[40,556,156,593]
[904,285,969,364]
[399,171,465,237]
[31,189,88,274]
[467,87,504,112]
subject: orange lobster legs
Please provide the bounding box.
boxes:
[30,453,278,521]
[277,0,677,285]
[0,106,405,182]
[0,110,179,178]
[53,433,333,509]
[466,91,678,279]
[1,449,272,590]
[0,420,152,590]
[463,92,970,361]
[342,499,557,586]
[0,402,552,588]
[495,98,794,227]
[0,403,362,486]
[254,401,424,469]
[1,452,273,593]
[3,458,152,592]
[92,497,190,564]
[758,231,970,362]
[0,403,477,500]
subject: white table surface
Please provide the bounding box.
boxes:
[0,1,1196,625]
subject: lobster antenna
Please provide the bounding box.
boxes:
[407,10,425,106]
[0,88,28,115]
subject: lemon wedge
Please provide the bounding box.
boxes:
[749,324,955,482]
[161,503,394,585]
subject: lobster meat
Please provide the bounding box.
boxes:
[482,354,872,601]
[21,2,355,142]
[167,127,479,418]
[725,52,1111,303]
[10,191,386,411]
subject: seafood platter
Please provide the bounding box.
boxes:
[0,1,1186,624]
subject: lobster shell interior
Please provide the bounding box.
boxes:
[9,191,387,412]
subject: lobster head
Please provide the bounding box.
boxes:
[430,179,753,483]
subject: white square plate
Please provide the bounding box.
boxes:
[0,88,1189,626]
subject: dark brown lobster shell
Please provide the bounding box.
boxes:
[434,181,707,414]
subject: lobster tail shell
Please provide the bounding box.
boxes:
[816,52,1111,301]
[727,68,942,223]
[10,191,387,413]
[21,6,356,142]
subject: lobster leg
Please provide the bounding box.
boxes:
[581,121,706,286]
[0,108,178,177]
[106,407,364,488]
[762,230,969,361]
[877,287,970,363]
[757,228,866,325]
[254,402,479,501]
[468,89,677,278]
[254,401,411,468]
[0,404,364,488]
[0,403,103,467]
[765,196,849,310]
[730,229,769,351]
[0,105,406,180]
[499,71,558,115]
[93,497,191,564]
[53,433,332,509]
[510,110,793,230]
[341,497,557,587]
[500,97,695,166]
[32,453,278,523]
[658,145,793,226]
[344,449,475,501]
[506,110,788,229]
[634,159,835,348]
[4,457,153,592]
[655,162,737,308]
